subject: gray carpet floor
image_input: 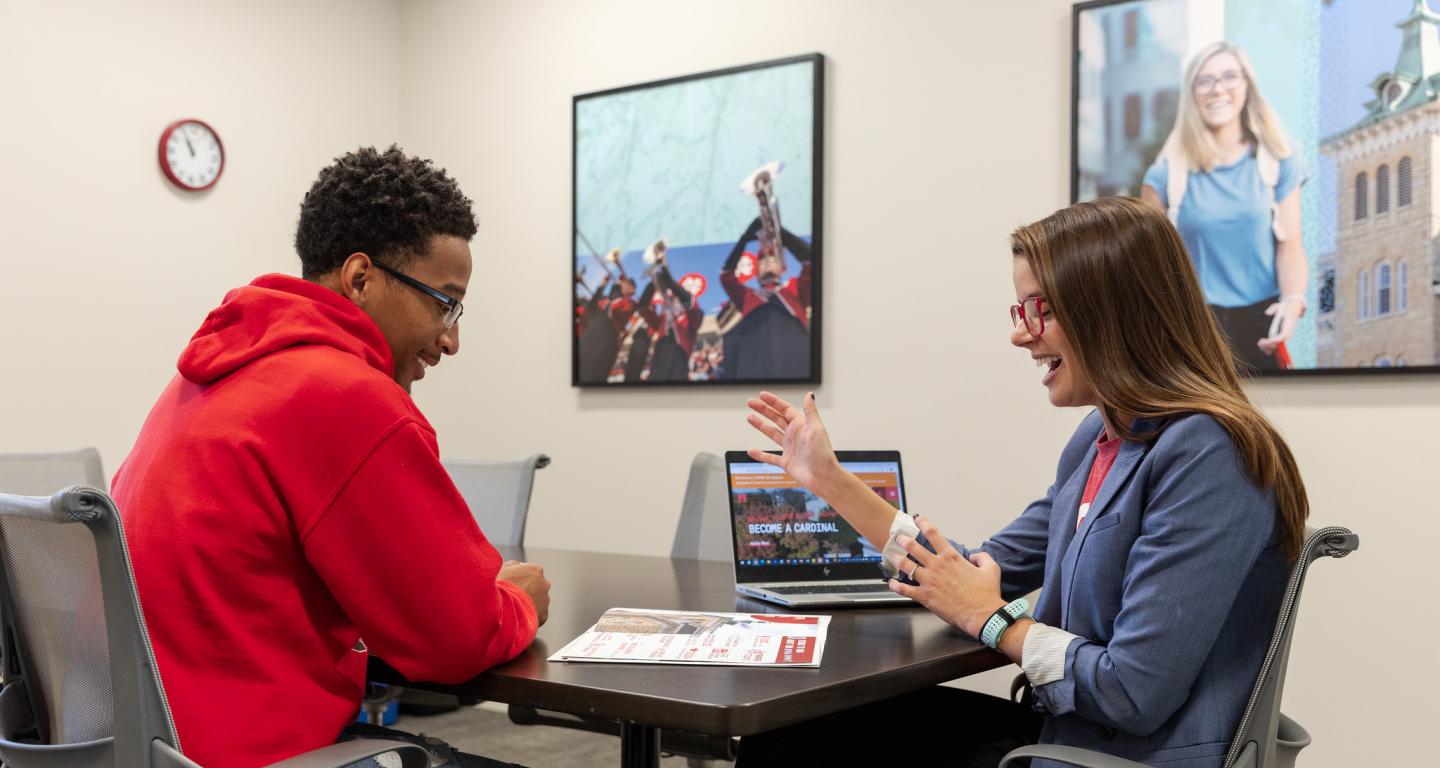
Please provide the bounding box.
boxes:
[394,704,699,767]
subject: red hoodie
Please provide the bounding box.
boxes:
[112,274,537,767]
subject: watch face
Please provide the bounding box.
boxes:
[160,120,224,190]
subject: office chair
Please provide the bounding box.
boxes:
[0,447,106,494]
[508,452,739,765]
[669,452,733,562]
[999,525,1359,768]
[389,454,551,717]
[0,486,425,768]
[0,448,108,688]
[442,453,551,547]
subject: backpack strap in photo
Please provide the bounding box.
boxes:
[1164,141,1286,243]
[1256,142,1286,243]
[1163,143,1188,227]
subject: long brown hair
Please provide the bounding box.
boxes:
[1011,197,1308,561]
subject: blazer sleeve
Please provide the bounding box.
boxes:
[1029,416,1277,736]
[300,418,538,684]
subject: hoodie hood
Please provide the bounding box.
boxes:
[178,274,393,385]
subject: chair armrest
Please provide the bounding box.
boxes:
[1276,711,1311,751]
[263,739,430,768]
[999,744,1152,768]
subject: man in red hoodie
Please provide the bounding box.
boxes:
[111,146,549,768]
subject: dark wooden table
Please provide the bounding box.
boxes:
[373,547,1006,767]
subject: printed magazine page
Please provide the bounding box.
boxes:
[549,608,830,667]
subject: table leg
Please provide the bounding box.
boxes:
[619,722,660,768]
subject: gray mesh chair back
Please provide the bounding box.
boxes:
[670,453,733,562]
[1222,526,1358,768]
[0,487,426,768]
[0,449,107,691]
[0,448,106,495]
[998,525,1359,768]
[0,486,178,768]
[442,454,550,547]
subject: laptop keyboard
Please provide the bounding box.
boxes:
[766,583,891,595]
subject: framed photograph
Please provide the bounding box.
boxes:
[572,53,823,386]
[1072,0,1440,375]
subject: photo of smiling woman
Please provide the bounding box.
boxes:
[736,197,1307,767]
[1140,41,1307,372]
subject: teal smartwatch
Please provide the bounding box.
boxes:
[979,597,1030,650]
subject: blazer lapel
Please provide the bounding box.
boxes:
[1057,436,1146,625]
[1034,441,1095,625]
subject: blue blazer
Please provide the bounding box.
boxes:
[965,410,1286,768]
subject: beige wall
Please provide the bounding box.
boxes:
[0,0,402,465]
[0,0,1430,764]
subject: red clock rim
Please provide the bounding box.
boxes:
[158,118,225,191]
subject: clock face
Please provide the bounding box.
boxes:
[159,119,224,191]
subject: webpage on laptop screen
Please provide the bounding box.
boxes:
[729,462,903,567]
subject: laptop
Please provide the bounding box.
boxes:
[724,450,912,608]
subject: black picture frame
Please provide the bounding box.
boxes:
[572,53,824,387]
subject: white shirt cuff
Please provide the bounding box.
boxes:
[1021,622,1081,687]
[878,510,919,580]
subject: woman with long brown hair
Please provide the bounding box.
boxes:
[737,197,1307,767]
[1141,41,1308,372]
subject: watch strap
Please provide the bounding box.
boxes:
[980,597,1030,650]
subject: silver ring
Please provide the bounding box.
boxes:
[905,562,920,581]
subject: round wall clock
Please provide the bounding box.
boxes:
[158,119,225,191]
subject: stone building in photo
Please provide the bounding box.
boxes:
[1317,0,1440,368]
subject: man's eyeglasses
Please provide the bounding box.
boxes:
[1194,70,1244,95]
[1010,296,1046,337]
[373,261,464,329]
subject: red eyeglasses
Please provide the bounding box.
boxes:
[1010,296,1046,337]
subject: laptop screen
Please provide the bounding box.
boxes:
[724,450,907,583]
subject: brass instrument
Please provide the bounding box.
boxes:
[741,162,785,286]
[575,227,618,280]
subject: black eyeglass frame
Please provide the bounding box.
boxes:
[373,261,464,328]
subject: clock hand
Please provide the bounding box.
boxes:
[183,129,195,157]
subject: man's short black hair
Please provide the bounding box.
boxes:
[295,145,478,279]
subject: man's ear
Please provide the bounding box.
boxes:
[336,252,376,305]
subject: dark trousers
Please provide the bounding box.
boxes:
[337,721,525,768]
[1210,296,1281,374]
[735,686,1042,767]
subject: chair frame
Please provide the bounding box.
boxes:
[999,525,1358,768]
[0,487,426,768]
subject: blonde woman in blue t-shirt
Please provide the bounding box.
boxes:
[1141,41,1307,372]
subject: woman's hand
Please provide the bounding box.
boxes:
[887,517,1007,638]
[1258,295,1305,355]
[745,391,842,496]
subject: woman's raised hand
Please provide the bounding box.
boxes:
[745,391,841,495]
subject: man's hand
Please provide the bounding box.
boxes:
[499,561,551,627]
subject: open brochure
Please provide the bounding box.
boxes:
[548,608,830,667]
